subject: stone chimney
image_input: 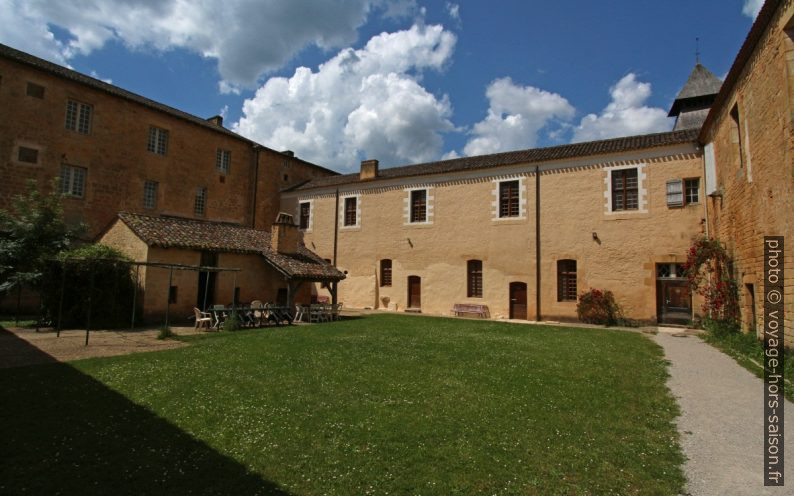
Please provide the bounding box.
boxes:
[207,115,223,127]
[270,212,301,255]
[360,159,379,180]
[281,150,295,157]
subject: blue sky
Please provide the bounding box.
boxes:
[1,1,763,172]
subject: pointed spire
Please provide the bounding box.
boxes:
[668,63,723,130]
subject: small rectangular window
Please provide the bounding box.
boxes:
[168,286,178,304]
[26,82,44,98]
[344,197,357,226]
[380,259,392,287]
[299,202,310,229]
[611,169,638,211]
[17,146,39,164]
[467,260,483,298]
[666,179,684,207]
[557,260,577,301]
[60,165,87,198]
[216,148,231,173]
[143,180,158,209]
[65,100,92,134]
[147,126,169,155]
[194,187,207,216]
[685,178,699,204]
[499,181,519,218]
[410,190,427,223]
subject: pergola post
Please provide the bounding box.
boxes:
[330,282,338,306]
[85,269,94,346]
[287,280,303,322]
[164,266,173,330]
[130,264,140,330]
[56,264,66,338]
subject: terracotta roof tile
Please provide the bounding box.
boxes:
[117,213,344,281]
[292,129,699,191]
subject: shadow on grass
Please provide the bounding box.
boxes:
[0,334,291,495]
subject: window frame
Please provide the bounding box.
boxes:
[299,201,311,230]
[17,146,39,164]
[467,260,483,298]
[147,126,169,156]
[194,187,207,216]
[380,259,392,287]
[666,177,700,208]
[216,148,231,174]
[65,99,92,134]
[499,180,520,218]
[343,196,357,227]
[557,259,577,302]
[26,82,45,98]
[410,189,427,223]
[610,168,639,212]
[684,177,700,205]
[143,180,158,209]
[60,164,87,199]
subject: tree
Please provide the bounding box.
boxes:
[0,180,83,295]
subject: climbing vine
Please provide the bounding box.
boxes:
[682,237,740,327]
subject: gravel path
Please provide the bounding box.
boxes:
[654,330,793,495]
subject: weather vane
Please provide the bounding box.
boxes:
[695,37,701,64]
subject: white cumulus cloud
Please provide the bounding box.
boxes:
[571,74,671,143]
[742,0,763,19]
[462,78,574,156]
[233,24,457,171]
[0,0,415,88]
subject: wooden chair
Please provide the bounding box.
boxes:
[193,307,213,329]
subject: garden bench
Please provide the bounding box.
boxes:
[452,303,490,318]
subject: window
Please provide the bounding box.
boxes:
[557,260,577,301]
[685,178,700,204]
[344,197,357,226]
[143,180,158,209]
[299,202,311,229]
[611,168,638,211]
[499,180,520,217]
[467,260,483,298]
[380,259,392,287]
[168,286,178,304]
[666,178,699,207]
[666,180,684,207]
[216,148,231,173]
[26,82,44,98]
[17,146,38,164]
[410,189,427,223]
[656,263,685,279]
[60,165,86,198]
[194,187,207,216]
[65,100,92,134]
[147,126,169,155]
[730,104,745,169]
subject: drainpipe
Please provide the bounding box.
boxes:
[333,188,340,266]
[251,145,261,228]
[535,165,541,322]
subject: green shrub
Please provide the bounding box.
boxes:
[576,288,624,326]
[702,317,740,337]
[40,244,139,329]
[157,326,174,340]
[222,311,242,332]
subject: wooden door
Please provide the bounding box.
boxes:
[509,282,527,320]
[408,276,421,309]
[657,280,691,325]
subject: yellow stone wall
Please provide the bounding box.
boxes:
[285,144,705,323]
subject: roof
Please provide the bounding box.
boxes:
[116,212,345,281]
[699,0,782,141]
[668,64,723,117]
[291,128,700,191]
[0,42,336,177]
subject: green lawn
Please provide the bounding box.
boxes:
[1,314,684,495]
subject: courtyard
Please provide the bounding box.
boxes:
[0,314,684,495]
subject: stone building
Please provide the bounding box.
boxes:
[699,0,794,345]
[0,42,336,239]
[282,129,707,324]
[0,42,339,316]
[99,212,344,320]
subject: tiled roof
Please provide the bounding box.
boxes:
[291,129,699,191]
[117,213,344,281]
[668,64,723,117]
[0,42,336,176]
